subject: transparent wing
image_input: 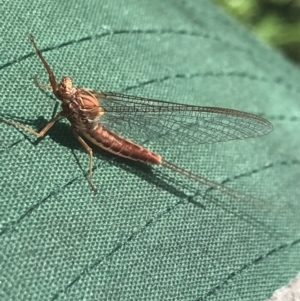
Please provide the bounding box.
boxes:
[89,90,273,145]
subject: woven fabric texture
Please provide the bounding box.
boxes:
[0,0,300,300]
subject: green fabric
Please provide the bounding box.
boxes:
[1,0,300,300]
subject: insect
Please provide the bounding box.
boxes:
[0,35,273,199]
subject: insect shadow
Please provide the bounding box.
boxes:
[1,113,207,208]
[12,116,273,228]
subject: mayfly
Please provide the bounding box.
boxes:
[0,35,273,199]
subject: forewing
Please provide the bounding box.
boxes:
[90,91,273,146]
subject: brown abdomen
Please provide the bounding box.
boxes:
[80,125,162,165]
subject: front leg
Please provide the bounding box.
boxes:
[0,112,61,137]
[33,76,52,90]
[29,35,58,94]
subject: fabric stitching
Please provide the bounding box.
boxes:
[0,28,297,90]
[1,158,298,298]
[122,70,300,96]
[49,197,187,301]
[196,236,300,301]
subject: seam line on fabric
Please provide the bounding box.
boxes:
[49,197,187,301]
[0,28,297,91]
[196,236,300,301]
[0,29,263,70]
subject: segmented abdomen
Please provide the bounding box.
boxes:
[80,124,162,165]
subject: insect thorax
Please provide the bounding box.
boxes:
[61,88,103,130]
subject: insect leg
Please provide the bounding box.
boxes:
[71,127,97,194]
[33,76,52,89]
[0,112,61,137]
[29,35,58,94]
